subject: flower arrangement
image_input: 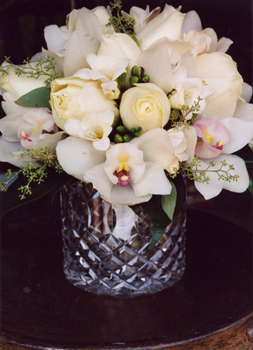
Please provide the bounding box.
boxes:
[0,0,252,233]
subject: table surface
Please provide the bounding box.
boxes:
[0,187,253,350]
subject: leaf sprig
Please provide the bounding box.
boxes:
[0,56,61,89]
[107,0,135,36]
[169,96,203,128]
[0,148,63,199]
[182,157,239,184]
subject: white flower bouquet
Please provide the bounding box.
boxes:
[0,0,252,231]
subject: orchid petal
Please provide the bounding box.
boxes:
[109,183,152,206]
[56,136,106,181]
[132,162,172,197]
[241,83,253,103]
[221,118,253,153]
[44,25,69,53]
[137,43,175,93]
[42,48,65,76]
[84,163,113,200]
[0,137,28,167]
[71,7,103,41]
[216,37,233,53]
[63,31,100,77]
[132,128,174,169]
[203,90,239,119]
[182,10,202,33]
[0,113,21,142]
[195,154,249,199]
[233,101,253,121]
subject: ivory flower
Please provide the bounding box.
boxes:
[166,125,197,173]
[136,4,186,51]
[193,116,230,159]
[50,77,119,130]
[43,7,103,77]
[196,52,244,119]
[120,83,171,133]
[17,109,56,149]
[169,78,214,119]
[122,5,161,34]
[64,110,114,150]
[193,115,253,158]
[56,128,174,205]
[74,53,129,95]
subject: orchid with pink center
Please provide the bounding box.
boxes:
[193,116,230,159]
[192,115,252,199]
[193,115,253,159]
[18,109,56,149]
[56,128,174,205]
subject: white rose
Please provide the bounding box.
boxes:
[120,83,171,134]
[50,77,119,130]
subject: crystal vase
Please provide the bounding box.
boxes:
[60,181,186,297]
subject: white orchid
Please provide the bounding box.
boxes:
[56,128,174,205]
[194,154,249,200]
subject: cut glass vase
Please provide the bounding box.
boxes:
[60,181,186,297]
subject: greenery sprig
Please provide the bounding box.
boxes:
[169,96,203,128]
[0,56,61,89]
[181,157,239,184]
[107,0,135,36]
[0,148,63,199]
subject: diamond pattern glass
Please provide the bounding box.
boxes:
[60,182,186,297]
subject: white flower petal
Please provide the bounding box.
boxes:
[132,128,174,169]
[133,162,172,197]
[63,31,100,77]
[222,118,253,153]
[137,43,175,93]
[44,25,69,53]
[182,10,202,33]
[194,154,249,199]
[56,136,106,181]
[109,183,152,206]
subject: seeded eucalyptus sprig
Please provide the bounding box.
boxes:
[0,148,63,199]
[181,157,239,184]
[0,56,61,89]
[169,96,203,129]
[107,0,135,36]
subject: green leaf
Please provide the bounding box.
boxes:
[161,182,177,220]
[0,168,72,218]
[15,87,51,108]
[131,195,171,249]
[130,174,186,249]
[248,176,253,196]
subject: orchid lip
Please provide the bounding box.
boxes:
[118,175,131,187]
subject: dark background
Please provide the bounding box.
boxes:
[0,0,252,89]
